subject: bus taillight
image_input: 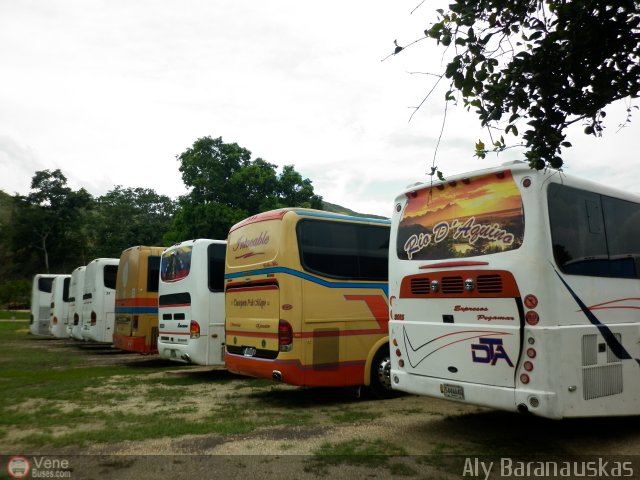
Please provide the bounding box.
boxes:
[278,319,293,352]
[90,311,97,326]
[525,311,539,325]
[190,320,201,339]
[73,313,79,325]
[52,316,58,325]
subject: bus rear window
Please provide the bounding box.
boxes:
[38,277,54,293]
[396,170,524,260]
[104,265,118,289]
[161,246,192,282]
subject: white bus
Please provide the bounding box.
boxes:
[81,258,119,343]
[68,266,86,340]
[389,161,640,419]
[157,239,226,365]
[49,274,71,338]
[29,274,57,336]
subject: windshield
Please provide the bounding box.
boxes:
[396,170,524,260]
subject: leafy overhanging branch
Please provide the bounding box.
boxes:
[388,0,640,170]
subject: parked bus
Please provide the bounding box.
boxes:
[49,274,71,338]
[157,239,227,365]
[113,246,164,354]
[29,274,57,336]
[388,161,640,418]
[81,258,119,343]
[68,266,86,340]
[225,208,393,397]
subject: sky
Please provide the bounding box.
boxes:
[1,0,639,218]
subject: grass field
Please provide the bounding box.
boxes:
[3,316,640,479]
[0,319,404,455]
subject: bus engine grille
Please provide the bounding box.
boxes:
[476,275,503,293]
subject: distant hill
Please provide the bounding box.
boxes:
[321,201,388,220]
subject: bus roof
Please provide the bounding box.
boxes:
[397,161,640,204]
[229,208,390,233]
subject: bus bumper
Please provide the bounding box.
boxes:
[225,353,366,387]
[113,335,157,354]
[390,369,562,419]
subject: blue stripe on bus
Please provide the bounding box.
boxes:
[114,307,159,314]
[225,266,388,297]
[553,266,640,366]
[292,209,390,225]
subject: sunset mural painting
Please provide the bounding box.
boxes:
[396,171,525,261]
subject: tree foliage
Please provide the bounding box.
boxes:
[0,135,329,307]
[167,136,323,241]
[90,186,176,258]
[9,170,93,273]
[400,0,640,169]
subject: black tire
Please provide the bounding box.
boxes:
[368,346,399,399]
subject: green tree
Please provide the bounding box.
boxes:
[90,186,176,258]
[10,170,93,274]
[394,0,640,170]
[167,136,323,241]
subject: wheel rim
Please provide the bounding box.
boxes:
[377,355,392,391]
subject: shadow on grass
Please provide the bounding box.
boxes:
[406,408,640,456]
[249,385,363,408]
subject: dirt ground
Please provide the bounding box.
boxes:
[5,337,640,480]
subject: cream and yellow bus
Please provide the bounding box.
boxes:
[113,246,164,354]
[389,161,640,418]
[225,208,393,397]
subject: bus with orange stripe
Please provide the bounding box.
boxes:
[157,239,227,365]
[224,208,394,397]
[389,161,640,418]
[113,245,164,354]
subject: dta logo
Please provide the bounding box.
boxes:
[471,338,514,367]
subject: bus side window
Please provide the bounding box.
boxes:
[147,256,161,292]
[208,244,225,292]
[550,184,640,279]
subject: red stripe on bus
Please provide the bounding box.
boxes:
[419,261,489,269]
[226,285,278,293]
[159,331,190,336]
[225,330,279,339]
[115,298,158,307]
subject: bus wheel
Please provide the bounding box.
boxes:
[369,347,398,399]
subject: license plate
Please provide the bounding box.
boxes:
[243,346,257,357]
[440,383,465,400]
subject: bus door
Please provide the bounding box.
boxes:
[225,276,281,359]
[393,169,526,391]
